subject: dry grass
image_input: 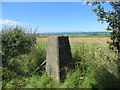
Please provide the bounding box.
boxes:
[37,38,110,46]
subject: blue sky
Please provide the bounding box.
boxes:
[1,2,112,33]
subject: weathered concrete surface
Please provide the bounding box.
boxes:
[46,36,72,81]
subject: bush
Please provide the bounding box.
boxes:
[2,26,36,67]
[7,43,46,76]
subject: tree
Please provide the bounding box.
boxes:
[87,1,120,72]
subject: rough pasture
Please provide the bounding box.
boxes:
[37,37,110,46]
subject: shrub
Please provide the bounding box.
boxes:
[6,43,47,76]
[2,26,36,67]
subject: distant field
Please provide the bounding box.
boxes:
[37,37,110,47]
[65,34,110,38]
[37,33,110,38]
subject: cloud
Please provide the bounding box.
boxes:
[84,2,92,5]
[0,19,21,25]
[81,2,92,6]
[87,3,92,5]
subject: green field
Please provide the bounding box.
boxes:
[37,33,110,38]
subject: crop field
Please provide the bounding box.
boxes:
[37,37,110,46]
[37,33,110,38]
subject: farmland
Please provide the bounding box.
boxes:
[37,33,110,38]
[37,37,110,46]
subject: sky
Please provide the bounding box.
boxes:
[1,2,112,33]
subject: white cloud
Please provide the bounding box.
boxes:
[87,3,92,5]
[83,2,92,5]
[81,2,92,6]
[0,19,21,25]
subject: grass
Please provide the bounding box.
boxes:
[37,33,110,38]
[65,34,110,38]
[2,37,120,88]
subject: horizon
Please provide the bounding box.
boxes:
[33,31,110,35]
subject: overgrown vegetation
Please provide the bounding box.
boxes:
[1,26,46,87]
[91,1,120,72]
[2,26,36,66]
[1,26,120,88]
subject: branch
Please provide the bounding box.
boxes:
[97,48,117,60]
[32,60,46,74]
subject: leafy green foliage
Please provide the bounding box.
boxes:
[1,26,45,87]
[2,26,36,67]
[91,1,120,72]
[1,67,26,88]
[2,41,120,88]
[1,25,120,88]
[2,67,17,82]
[7,45,46,76]
[93,1,120,58]
[2,42,47,88]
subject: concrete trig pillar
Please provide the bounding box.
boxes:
[46,36,72,81]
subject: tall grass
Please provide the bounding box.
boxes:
[3,40,120,88]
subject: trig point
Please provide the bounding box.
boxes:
[46,36,72,81]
